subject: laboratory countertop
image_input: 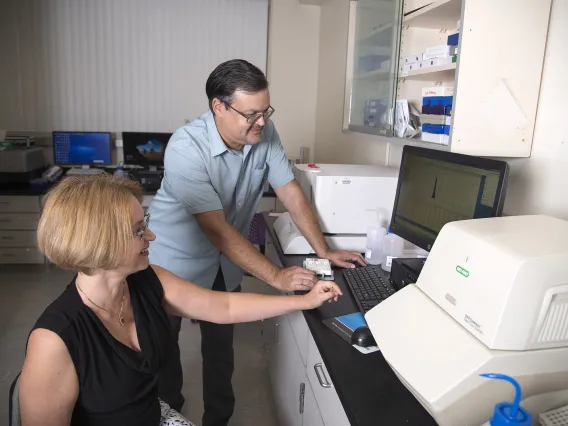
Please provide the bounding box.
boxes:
[0,173,277,198]
[262,213,436,426]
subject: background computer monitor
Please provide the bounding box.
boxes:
[390,146,509,251]
[122,132,172,168]
[53,131,112,166]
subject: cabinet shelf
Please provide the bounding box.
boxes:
[404,0,462,29]
[399,62,456,79]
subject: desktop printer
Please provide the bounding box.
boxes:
[274,164,398,254]
[366,215,568,426]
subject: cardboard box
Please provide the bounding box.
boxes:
[422,96,453,107]
[422,123,451,135]
[447,33,459,46]
[423,45,458,60]
[421,114,452,125]
[421,86,454,97]
[421,132,450,145]
[418,56,453,69]
[422,104,452,116]
[402,54,421,65]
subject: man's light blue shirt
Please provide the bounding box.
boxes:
[148,110,293,291]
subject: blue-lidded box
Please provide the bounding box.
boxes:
[422,95,453,107]
[422,124,451,135]
[447,33,459,46]
[421,105,452,116]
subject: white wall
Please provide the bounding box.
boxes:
[503,0,568,219]
[313,0,389,165]
[267,0,320,162]
[0,0,268,133]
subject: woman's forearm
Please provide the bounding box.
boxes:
[223,292,310,324]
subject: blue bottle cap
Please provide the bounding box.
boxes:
[480,374,532,426]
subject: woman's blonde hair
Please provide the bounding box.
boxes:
[37,174,143,275]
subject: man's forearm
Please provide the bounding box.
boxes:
[277,182,329,257]
[288,203,329,257]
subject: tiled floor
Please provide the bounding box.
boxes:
[0,265,279,426]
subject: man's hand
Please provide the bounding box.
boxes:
[323,249,367,269]
[273,266,318,292]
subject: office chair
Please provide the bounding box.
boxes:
[8,372,21,426]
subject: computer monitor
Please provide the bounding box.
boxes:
[390,146,509,251]
[53,131,112,166]
[122,132,172,169]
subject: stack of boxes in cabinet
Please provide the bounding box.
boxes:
[399,20,460,76]
[421,86,453,145]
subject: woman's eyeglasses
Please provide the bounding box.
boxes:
[133,213,150,240]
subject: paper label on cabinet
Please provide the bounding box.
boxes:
[365,248,372,259]
[400,70,409,77]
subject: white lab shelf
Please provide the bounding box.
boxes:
[399,62,456,80]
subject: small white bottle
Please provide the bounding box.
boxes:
[381,229,404,272]
[113,161,126,179]
[365,224,386,265]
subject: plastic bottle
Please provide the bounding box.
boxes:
[380,228,404,272]
[364,209,386,265]
[113,162,126,179]
[479,373,532,426]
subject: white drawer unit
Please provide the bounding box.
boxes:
[0,230,38,247]
[288,310,310,367]
[0,213,40,230]
[307,333,350,426]
[0,195,44,263]
[0,247,44,264]
[0,196,41,213]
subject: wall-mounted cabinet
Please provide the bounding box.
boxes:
[343,0,552,157]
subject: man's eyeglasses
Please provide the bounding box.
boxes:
[133,213,150,240]
[223,102,275,124]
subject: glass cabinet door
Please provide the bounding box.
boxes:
[343,0,403,136]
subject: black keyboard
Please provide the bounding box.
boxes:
[343,266,396,313]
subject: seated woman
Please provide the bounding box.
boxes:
[19,174,341,426]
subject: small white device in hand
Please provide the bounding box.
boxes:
[303,258,334,280]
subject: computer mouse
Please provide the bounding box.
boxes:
[351,326,377,347]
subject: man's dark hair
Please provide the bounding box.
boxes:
[206,59,268,112]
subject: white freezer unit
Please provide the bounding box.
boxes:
[293,164,399,235]
[365,215,568,426]
[275,164,399,254]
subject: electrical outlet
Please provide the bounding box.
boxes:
[115,139,123,148]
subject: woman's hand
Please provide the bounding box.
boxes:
[303,280,343,309]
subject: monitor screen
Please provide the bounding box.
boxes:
[122,132,172,167]
[53,132,112,165]
[390,146,509,251]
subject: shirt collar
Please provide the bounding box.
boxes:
[205,110,254,158]
[205,110,229,157]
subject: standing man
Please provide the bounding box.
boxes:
[148,59,366,426]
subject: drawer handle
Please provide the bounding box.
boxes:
[2,253,15,257]
[0,202,10,205]
[1,236,14,240]
[314,363,331,388]
[0,219,11,223]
